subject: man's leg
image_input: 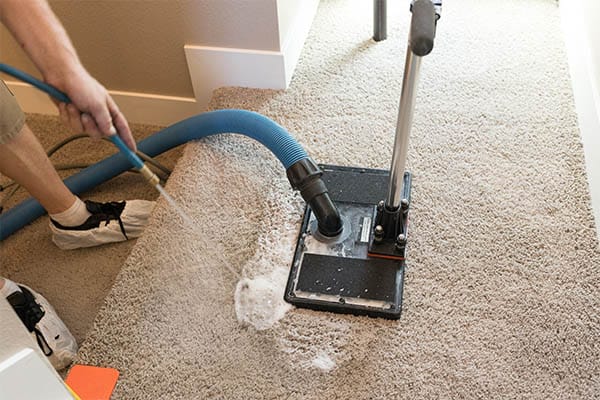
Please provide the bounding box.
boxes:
[0,123,77,214]
[1,79,80,215]
[1,80,92,230]
[0,121,154,248]
[1,80,154,249]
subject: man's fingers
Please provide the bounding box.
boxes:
[58,78,132,146]
[81,113,102,140]
[108,97,136,152]
[88,95,114,136]
[67,104,85,133]
[58,102,70,127]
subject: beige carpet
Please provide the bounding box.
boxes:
[15,0,600,398]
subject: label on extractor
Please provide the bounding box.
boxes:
[360,217,372,243]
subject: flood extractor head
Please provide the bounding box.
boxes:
[284,0,441,319]
[284,165,412,319]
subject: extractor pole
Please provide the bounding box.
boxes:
[369,0,441,260]
[385,0,441,210]
[386,49,422,209]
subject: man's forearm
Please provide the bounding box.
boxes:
[0,0,82,86]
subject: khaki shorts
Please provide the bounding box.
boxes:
[0,79,25,144]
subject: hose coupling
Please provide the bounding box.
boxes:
[287,158,343,237]
[139,165,160,187]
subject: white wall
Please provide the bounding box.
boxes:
[578,0,600,95]
[561,0,600,237]
[184,0,319,112]
[0,0,282,98]
[277,0,304,49]
[277,0,320,85]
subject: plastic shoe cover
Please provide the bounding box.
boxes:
[49,200,155,250]
[7,285,78,371]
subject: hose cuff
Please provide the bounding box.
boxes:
[287,158,325,199]
[139,165,160,187]
[287,158,343,237]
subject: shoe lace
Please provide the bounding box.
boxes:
[7,286,54,356]
[34,327,54,356]
[85,201,129,240]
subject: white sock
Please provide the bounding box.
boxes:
[49,197,92,227]
[0,279,21,298]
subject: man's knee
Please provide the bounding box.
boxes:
[0,79,26,145]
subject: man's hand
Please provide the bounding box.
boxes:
[50,65,136,152]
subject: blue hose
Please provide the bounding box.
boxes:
[0,62,311,239]
[1,109,309,240]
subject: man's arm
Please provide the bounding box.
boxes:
[0,0,78,83]
[0,0,136,151]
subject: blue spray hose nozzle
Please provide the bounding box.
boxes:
[108,135,144,169]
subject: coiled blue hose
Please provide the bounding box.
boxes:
[0,64,310,239]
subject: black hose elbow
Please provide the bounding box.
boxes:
[286,159,343,237]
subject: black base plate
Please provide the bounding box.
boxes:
[284,165,410,319]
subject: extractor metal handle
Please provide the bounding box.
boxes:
[385,0,440,210]
[409,0,437,56]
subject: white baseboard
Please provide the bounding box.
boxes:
[560,0,600,237]
[107,89,201,126]
[280,0,320,86]
[185,0,319,109]
[6,81,201,127]
[184,45,287,109]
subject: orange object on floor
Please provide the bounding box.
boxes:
[64,365,119,400]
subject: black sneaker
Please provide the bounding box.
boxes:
[49,199,155,250]
[7,285,77,370]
